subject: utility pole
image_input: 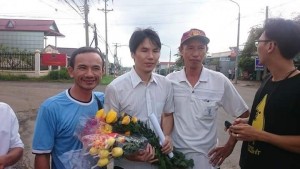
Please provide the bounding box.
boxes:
[229,0,240,84]
[262,6,269,78]
[84,0,89,47]
[113,43,121,76]
[99,0,113,75]
[90,24,99,49]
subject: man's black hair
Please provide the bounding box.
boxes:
[264,18,300,59]
[129,28,161,54]
[69,47,104,68]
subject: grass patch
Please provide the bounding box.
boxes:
[101,75,114,85]
[0,74,29,81]
[0,71,115,85]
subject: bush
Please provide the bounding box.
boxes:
[101,75,114,85]
[46,68,71,80]
[0,74,29,81]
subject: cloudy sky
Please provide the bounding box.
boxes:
[1,0,299,67]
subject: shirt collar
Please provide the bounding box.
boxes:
[178,66,209,83]
[129,67,157,88]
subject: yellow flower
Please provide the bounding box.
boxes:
[121,115,130,125]
[97,158,109,167]
[98,149,110,159]
[106,137,115,147]
[111,147,124,157]
[106,109,118,124]
[131,116,138,123]
[95,109,106,119]
[101,124,112,134]
[89,147,99,156]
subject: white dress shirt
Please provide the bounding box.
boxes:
[104,68,174,169]
[0,102,24,169]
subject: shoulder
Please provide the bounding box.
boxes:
[0,102,12,111]
[152,73,172,86]
[202,68,234,89]
[0,102,16,118]
[166,70,183,83]
[109,72,131,86]
[166,70,181,79]
[205,68,228,81]
[93,91,105,101]
[40,90,67,108]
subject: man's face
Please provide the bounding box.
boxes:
[256,32,272,65]
[132,38,160,74]
[68,52,103,91]
[180,39,207,69]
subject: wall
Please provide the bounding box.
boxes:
[0,31,44,52]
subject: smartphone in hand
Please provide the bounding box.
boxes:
[224,120,232,130]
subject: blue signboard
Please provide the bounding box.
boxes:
[255,57,264,71]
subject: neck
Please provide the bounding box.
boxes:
[268,63,296,81]
[185,65,203,87]
[185,65,202,76]
[69,86,92,102]
[134,69,152,83]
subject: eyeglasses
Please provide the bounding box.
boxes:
[254,40,272,47]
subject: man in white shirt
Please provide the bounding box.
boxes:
[0,102,24,169]
[166,28,249,169]
[104,28,174,169]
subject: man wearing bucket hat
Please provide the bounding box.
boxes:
[166,28,249,169]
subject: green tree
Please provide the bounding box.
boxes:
[241,26,263,57]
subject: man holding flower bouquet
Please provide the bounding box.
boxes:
[32,47,105,169]
[104,28,174,169]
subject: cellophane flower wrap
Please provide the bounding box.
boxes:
[76,109,194,169]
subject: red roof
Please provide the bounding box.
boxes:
[0,18,64,37]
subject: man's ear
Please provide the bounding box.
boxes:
[131,52,135,60]
[267,41,276,53]
[67,66,74,78]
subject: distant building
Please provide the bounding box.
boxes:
[0,18,64,52]
[204,51,236,77]
[155,61,176,75]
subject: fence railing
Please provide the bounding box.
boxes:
[0,52,35,71]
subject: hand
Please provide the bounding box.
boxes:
[0,155,6,169]
[232,118,248,125]
[208,143,235,167]
[161,135,173,154]
[126,143,157,163]
[230,123,259,141]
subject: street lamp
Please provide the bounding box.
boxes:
[229,0,240,84]
[162,43,172,74]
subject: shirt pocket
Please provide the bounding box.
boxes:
[193,92,222,120]
[195,99,218,120]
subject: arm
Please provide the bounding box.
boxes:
[0,147,23,169]
[230,123,300,153]
[209,110,249,167]
[103,84,119,113]
[34,154,50,169]
[161,112,173,137]
[161,113,174,154]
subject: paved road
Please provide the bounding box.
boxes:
[0,80,259,169]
